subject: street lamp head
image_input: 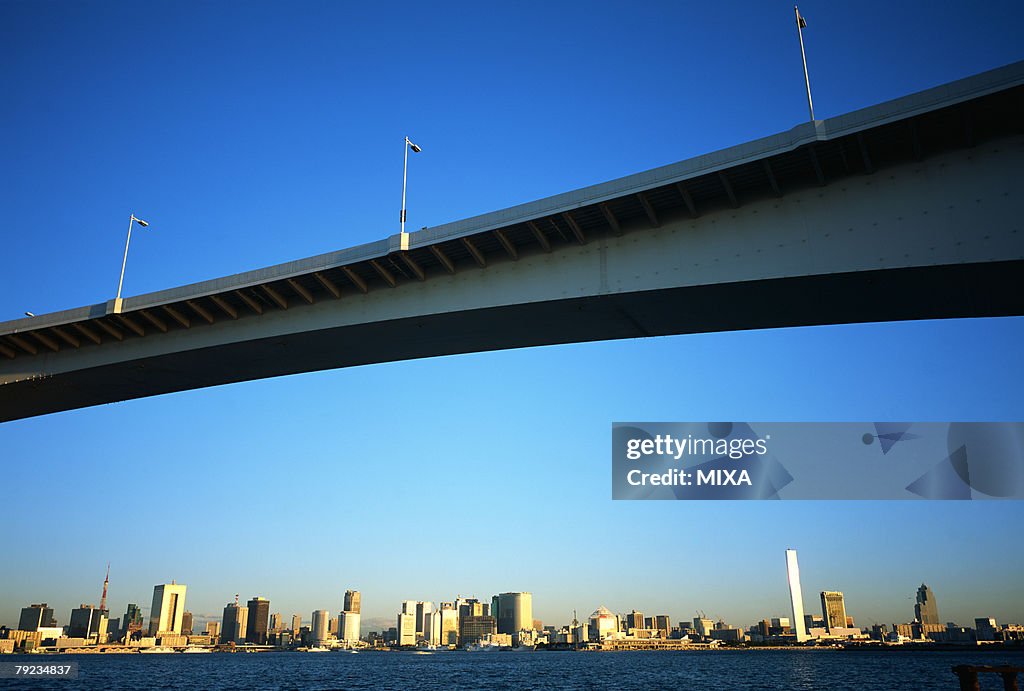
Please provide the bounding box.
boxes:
[406,138,422,153]
[24,311,35,317]
[133,217,149,227]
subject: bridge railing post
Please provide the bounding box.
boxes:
[952,665,980,691]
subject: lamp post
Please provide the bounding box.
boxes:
[401,136,422,237]
[794,6,815,121]
[114,213,149,313]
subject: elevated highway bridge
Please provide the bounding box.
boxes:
[2,61,1022,422]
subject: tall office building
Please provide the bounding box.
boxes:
[975,617,999,641]
[339,611,361,643]
[654,615,671,638]
[221,601,248,644]
[269,612,284,633]
[68,605,106,639]
[590,607,619,640]
[494,592,534,645]
[18,604,56,631]
[785,549,809,642]
[149,582,187,636]
[915,584,939,625]
[626,610,644,631]
[424,611,442,646]
[459,615,496,647]
[311,610,330,645]
[397,612,417,646]
[439,602,459,646]
[123,603,144,634]
[291,614,302,636]
[246,597,270,644]
[693,617,714,638]
[415,601,433,639]
[456,598,487,618]
[820,591,847,632]
[338,588,361,644]
[206,621,221,640]
[181,611,194,635]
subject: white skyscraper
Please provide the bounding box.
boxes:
[397,612,416,646]
[339,611,361,643]
[148,582,187,636]
[785,549,809,642]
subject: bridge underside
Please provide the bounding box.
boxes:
[4,259,1020,421]
[3,63,1023,422]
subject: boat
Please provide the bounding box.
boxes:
[307,646,329,652]
[139,646,175,654]
[465,641,500,652]
[181,646,211,653]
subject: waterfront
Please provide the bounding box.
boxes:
[4,649,1024,690]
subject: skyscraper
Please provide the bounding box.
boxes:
[439,602,459,646]
[246,597,270,644]
[915,584,939,625]
[397,611,416,646]
[459,615,496,647]
[18,604,56,632]
[68,605,106,639]
[340,611,361,643]
[785,549,809,642]
[291,614,302,636]
[181,611,194,636]
[494,593,534,645]
[221,600,248,644]
[148,582,187,636]
[338,588,361,645]
[456,597,487,618]
[269,612,284,633]
[123,603,144,635]
[820,591,847,632]
[311,610,330,645]
[415,601,433,639]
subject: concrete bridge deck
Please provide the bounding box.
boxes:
[2,61,1023,422]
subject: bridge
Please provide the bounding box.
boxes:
[2,62,1023,422]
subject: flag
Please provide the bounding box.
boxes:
[797,10,807,28]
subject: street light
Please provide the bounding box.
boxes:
[115,213,150,310]
[401,136,422,236]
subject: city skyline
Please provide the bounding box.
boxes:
[4,557,1022,635]
[2,0,1023,645]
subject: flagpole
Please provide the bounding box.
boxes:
[795,5,815,121]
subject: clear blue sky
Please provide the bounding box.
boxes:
[1,1,1022,633]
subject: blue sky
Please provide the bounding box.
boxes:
[1,0,1023,632]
